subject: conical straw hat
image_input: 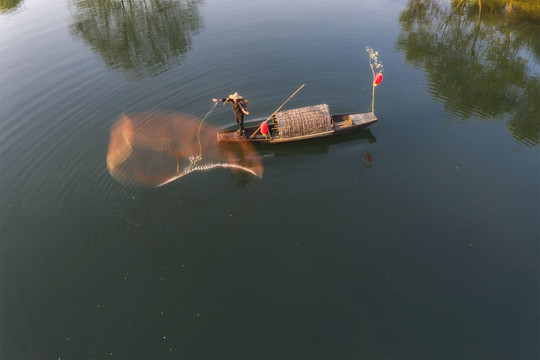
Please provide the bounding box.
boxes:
[228,92,243,100]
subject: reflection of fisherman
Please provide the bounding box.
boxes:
[212,92,249,135]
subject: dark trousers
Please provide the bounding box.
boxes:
[235,113,244,132]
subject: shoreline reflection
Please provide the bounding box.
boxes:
[69,0,203,78]
[0,0,23,13]
[397,0,540,147]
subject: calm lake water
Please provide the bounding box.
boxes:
[1,0,539,358]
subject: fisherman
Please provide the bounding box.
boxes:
[212,92,249,136]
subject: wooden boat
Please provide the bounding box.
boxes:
[217,104,377,144]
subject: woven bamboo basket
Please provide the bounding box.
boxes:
[274,104,332,138]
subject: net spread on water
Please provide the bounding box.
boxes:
[107,113,263,187]
[274,104,333,138]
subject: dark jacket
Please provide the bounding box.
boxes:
[221,98,249,119]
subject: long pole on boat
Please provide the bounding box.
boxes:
[366,47,383,114]
[370,61,376,114]
[371,69,375,114]
[249,84,305,139]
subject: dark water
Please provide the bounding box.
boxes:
[1,0,539,358]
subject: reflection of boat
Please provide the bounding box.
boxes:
[217,104,377,144]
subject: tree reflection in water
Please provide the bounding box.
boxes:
[397,0,540,146]
[107,112,263,187]
[69,0,203,78]
[0,0,23,13]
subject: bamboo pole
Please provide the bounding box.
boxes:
[370,64,375,114]
[249,84,305,139]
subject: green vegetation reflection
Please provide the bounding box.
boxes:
[397,0,540,146]
[0,0,22,12]
[69,0,203,78]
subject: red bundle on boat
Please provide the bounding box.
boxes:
[261,122,269,135]
[374,73,383,86]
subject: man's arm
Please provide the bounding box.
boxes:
[240,102,249,115]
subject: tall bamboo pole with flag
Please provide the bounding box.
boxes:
[366,47,383,114]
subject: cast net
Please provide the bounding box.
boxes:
[106,112,263,187]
